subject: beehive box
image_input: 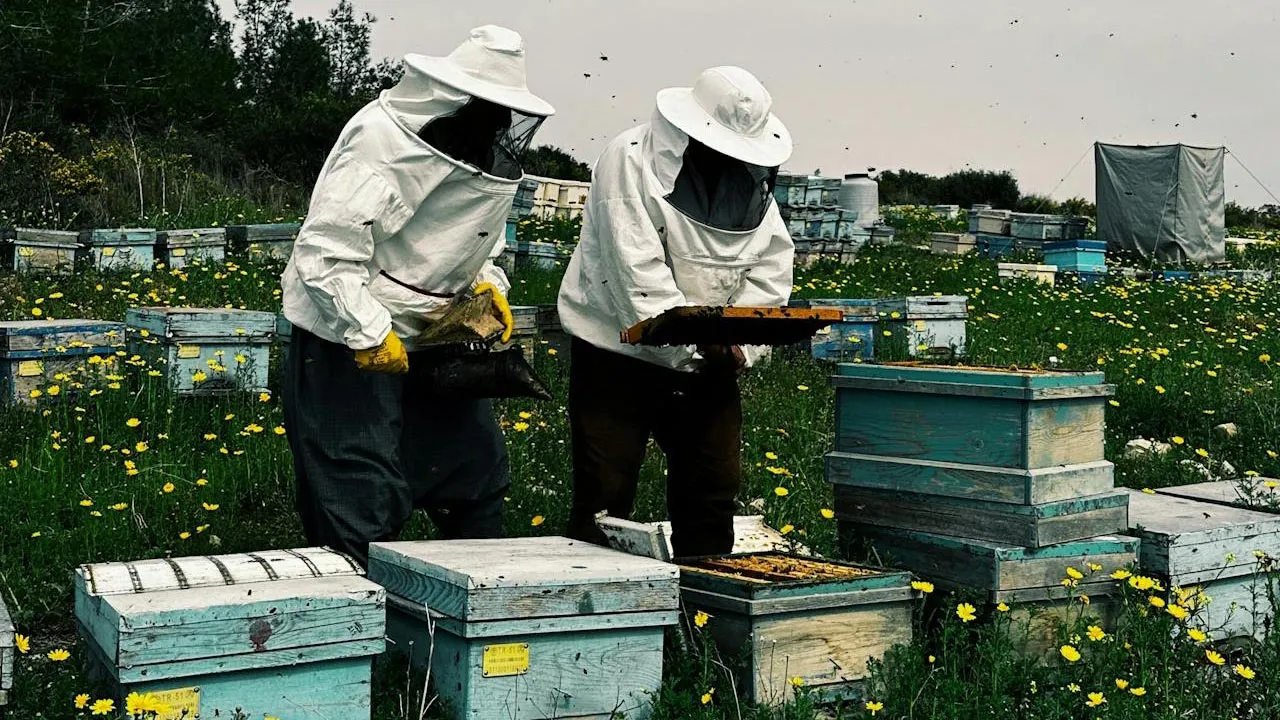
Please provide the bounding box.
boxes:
[597,515,812,561]
[1011,213,1088,241]
[970,209,1012,235]
[126,307,275,395]
[513,240,561,270]
[843,524,1138,603]
[74,548,384,720]
[930,232,977,255]
[536,304,573,357]
[1157,478,1280,513]
[0,320,126,406]
[0,595,12,705]
[829,364,1116,505]
[227,223,300,262]
[275,312,294,345]
[678,553,914,706]
[160,228,227,269]
[80,229,156,272]
[875,296,968,360]
[504,217,518,243]
[803,176,825,207]
[975,233,1017,258]
[998,262,1057,285]
[2,229,81,274]
[1125,489,1280,641]
[370,537,679,720]
[1043,239,1106,273]
[790,299,877,362]
[1058,269,1108,287]
[834,485,1127,548]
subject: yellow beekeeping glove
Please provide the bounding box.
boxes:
[473,282,514,343]
[353,330,409,374]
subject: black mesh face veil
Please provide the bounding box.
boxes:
[417,97,545,180]
[664,138,779,232]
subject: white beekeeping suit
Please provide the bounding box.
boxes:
[282,25,554,353]
[557,66,794,370]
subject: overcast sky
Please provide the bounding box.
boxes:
[217,0,1280,206]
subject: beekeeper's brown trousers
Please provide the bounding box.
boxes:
[566,338,742,558]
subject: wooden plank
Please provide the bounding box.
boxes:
[0,320,125,354]
[1123,489,1280,585]
[1025,398,1107,468]
[125,307,276,340]
[826,451,1114,505]
[843,523,1138,601]
[680,584,914,617]
[126,654,374,719]
[835,389,1026,467]
[0,594,11,702]
[389,606,665,720]
[835,486,1129,548]
[387,594,676,640]
[1157,479,1280,512]
[833,362,1106,390]
[596,515,813,562]
[832,375,1113,402]
[1008,595,1121,661]
[1180,574,1273,642]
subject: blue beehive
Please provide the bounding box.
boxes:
[126,307,276,395]
[80,229,157,272]
[513,240,561,270]
[227,223,300,262]
[0,319,125,406]
[975,233,1017,258]
[791,299,877,362]
[1043,239,1106,273]
[371,537,679,720]
[159,228,227,269]
[74,548,384,720]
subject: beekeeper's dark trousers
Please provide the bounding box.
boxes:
[283,327,509,567]
[566,338,742,558]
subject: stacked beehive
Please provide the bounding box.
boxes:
[1043,239,1108,286]
[831,364,1137,655]
[969,208,1088,259]
[774,174,874,265]
[525,174,590,221]
[791,295,969,363]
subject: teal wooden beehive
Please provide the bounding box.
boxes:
[369,537,680,720]
[514,240,561,270]
[2,229,81,274]
[80,229,157,272]
[126,307,275,395]
[227,223,300,262]
[1124,489,1280,641]
[0,595,12,706]
[790,299,877,363]
[0,319,126,406]
[830,363,1117,505]
[677,553,914,706]
[159,228,227,269]
[74,548,384,720]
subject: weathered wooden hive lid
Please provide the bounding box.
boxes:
[77,547,363,596]
[369,536,680,622]
[125,306,276,341]
[82,228,156,245]
[0,320,125,355]
[833,362,1112,399]
[13,228,82,247]
[75,548,385,682]
[1124,488,1280,584]
[160,227,227,246]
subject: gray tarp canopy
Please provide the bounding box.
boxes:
[1095,143,1226,264]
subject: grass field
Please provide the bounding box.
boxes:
[2,239,1280,718]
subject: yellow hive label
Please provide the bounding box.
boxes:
[17,360,43,377]
[481,643,529,678]
[914,320,928,331]
[150,686,200,720]
[177,345,201,359]
[102,247,116,256]
[17,247,33,257]
[171,248,187,257]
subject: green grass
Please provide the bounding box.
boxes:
[2,242,1280,718]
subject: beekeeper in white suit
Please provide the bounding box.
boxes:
[280,26,554,567]
[558,66,794,558]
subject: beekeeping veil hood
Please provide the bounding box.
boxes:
[652,66,792,231]
[384,25,554,179]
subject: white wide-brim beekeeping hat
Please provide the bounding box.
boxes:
[406,25,555,117]
[656,66,792,168]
